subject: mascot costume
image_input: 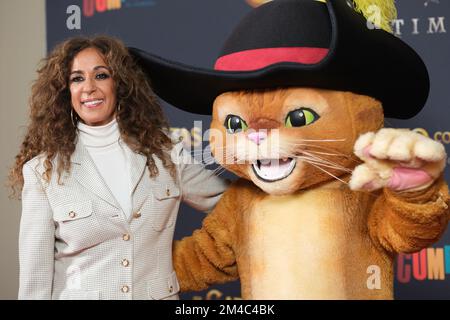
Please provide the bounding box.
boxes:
[131,0,449,299]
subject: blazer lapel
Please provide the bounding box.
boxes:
[71,139,121,210]
[126,144,147,195]
[125,144,151,221]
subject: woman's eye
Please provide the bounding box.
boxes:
[285,108,319,128]
[224,115,248,133]
[96,73,110,80]
[70,76,83,83]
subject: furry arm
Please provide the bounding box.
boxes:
[172,181,247,292]
[368,176,449,254]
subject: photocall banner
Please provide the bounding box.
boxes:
[45,0,450,299]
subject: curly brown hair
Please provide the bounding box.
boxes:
[9,35,174,199]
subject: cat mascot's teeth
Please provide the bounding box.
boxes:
[252,158,296,182]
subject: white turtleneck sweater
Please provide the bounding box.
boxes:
[77,118,132,219]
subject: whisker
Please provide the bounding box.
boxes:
[209,163,232,177]
[282,141,349,155]
[292,138,346,142]
[303,160,349,185]
[297,156,352,173]
[278,146,353,173]
[211,167,224,175]
[282,141,345,151]
[282,142,360,164]
[302,150,350,157]
[215,168,228,177]
[300,151,352,171]
[296,152,351,169]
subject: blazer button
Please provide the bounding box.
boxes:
[169,285,173,293]
[121,259,130,267]
[122,234,130,241]
[166,188,170,196]
[121,285,130,293]
[133,211,141,219]
[68,211,76,219]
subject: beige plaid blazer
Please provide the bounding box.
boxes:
[18,139,228,300]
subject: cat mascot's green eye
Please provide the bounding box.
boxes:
[225,115,248,133]
[285,108,320,128]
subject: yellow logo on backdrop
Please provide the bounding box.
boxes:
[413,128,450,144]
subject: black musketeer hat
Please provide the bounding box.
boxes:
[129,0,429,119]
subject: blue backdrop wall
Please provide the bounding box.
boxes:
[46,0,450,299]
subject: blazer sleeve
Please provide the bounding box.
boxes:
[176,144,230,213]
[18,163,55,300]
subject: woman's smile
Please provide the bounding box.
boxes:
[81,98,105,108]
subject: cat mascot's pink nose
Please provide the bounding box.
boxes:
[247,131,267,145]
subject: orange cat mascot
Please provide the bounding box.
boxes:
[131,0,449,299]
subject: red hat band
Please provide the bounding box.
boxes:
[214,47,330,72]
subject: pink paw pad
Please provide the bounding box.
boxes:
[362,181,377,191]
[363,145,372,158]
[387,167,432,191]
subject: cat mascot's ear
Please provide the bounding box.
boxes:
[351,0,397,33]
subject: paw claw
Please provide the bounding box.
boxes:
[354,132,375,160]
[369,128,400,159]
[386,134,415,161]
[350,164,385,191]
[414,138,446,162]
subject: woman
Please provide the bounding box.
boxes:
[9,36,228,300]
